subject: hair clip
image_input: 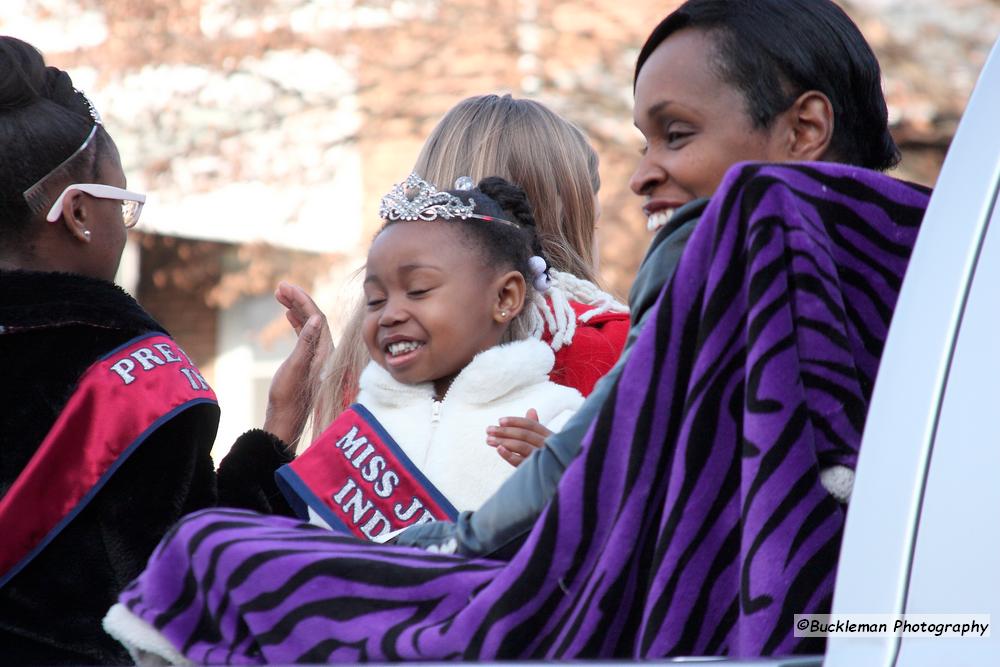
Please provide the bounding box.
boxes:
[453,176,475,191]
[75,88,103,126]
[528,255,550,293]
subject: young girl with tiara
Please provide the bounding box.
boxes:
[274,174,584,540]
[300,95,629,469]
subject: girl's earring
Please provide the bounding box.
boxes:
[83,230,92,240]
[500,310,508,319]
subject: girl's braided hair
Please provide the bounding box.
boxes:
[458,175,546,287]
[465,179,629,344]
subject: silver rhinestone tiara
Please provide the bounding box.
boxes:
[378,173,520,228]
[379,173,478,222]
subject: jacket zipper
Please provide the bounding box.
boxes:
[426,380,458,464]
[424,398,445,466]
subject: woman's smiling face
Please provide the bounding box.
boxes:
[629,28,790,230]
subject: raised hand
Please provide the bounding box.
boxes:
[264,282,334,451]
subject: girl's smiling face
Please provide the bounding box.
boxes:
[362,221,515,398]
[629,28,791,229]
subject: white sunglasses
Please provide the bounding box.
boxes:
[45,183,147,229]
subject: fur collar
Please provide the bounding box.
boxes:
[0,269,161,335]
[359,338,556,407]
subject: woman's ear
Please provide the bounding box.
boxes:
[59,190,92,243]
[493,270,527,324]
[779,90,835,162]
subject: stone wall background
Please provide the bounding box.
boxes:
[6,0,995,297]
[4,0,996,451]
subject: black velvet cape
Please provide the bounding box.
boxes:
[0,270,293,665]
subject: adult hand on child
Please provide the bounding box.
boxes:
[264,282,334,452]
[487,408,552,467]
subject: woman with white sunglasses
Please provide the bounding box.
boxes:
[0,36,310,665]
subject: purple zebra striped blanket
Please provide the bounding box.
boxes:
[107,162,929,663]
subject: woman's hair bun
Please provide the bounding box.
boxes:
[0,37,46,110]
[0,36,81,113]
[476,176,536,229]
[1,36,106,242]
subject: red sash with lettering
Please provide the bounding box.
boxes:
[0,332,218,588]
[276,404,458,540]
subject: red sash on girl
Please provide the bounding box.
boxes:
[276,404,458,541]
[0,332,218,588]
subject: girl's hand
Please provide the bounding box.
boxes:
[487,408,552,467]
[265,283,334,452]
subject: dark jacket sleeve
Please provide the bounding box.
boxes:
[397,200,708,557]
[217,429,296,515]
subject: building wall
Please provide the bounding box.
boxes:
[4,0,995,454]
[135,234,223,375]
[7,0,991,294]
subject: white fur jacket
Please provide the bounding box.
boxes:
[356,338,584,512]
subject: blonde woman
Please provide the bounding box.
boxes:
[309,95,628,466]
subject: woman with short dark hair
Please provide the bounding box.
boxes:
[635,0,899,173]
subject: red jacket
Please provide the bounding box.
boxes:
[542,300,630,396]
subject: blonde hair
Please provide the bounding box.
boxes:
[311,94,624,433]
[414,94,600,284]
